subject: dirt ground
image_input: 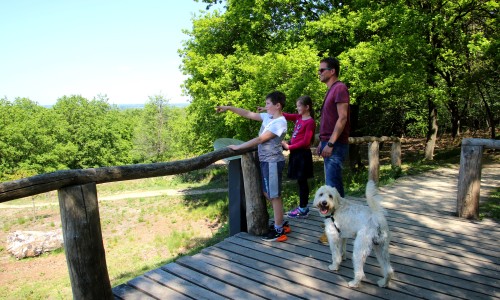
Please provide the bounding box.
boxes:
[0,193,223,298]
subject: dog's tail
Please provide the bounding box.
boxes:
[366,180,384,213]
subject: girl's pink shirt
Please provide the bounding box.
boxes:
[283,113,316,150]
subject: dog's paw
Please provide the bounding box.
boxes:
[377,276,392,287]
[328,263,339,271]
[348,280,360,288]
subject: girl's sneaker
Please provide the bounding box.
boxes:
[287,207,309,218]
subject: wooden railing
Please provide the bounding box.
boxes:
[0,147,251,300]
[457,138,500,219]
[347,136,402,182]
[0,136,402,299]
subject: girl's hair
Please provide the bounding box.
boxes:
[297,95,315,119]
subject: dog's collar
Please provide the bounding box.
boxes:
[324,215,341,233]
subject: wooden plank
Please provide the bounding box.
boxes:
[289,219,500,279]
[127,276,191,300]
[232,233,496,300]
[390,225,500,252]
[113,284,155,300]
[161,262,264,299]
[290,216,500,262]
[202,244,411,300]
[212,238,421,299]
[144,268,227,300]
[176,254,305,300]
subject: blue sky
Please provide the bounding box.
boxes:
[0,1,216,105]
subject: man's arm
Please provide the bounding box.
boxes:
[321,102,348,157]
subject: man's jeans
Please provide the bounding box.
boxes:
[319,141,349,197]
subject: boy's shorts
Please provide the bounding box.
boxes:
[260,161,285,199]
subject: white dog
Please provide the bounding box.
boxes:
[313,180,394,288]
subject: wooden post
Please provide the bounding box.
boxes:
[391,140,402,169]
[457,144,483,219]
[368,141,380,183]
[227,159,247,236]
[241,152,269,235]
[58,183,113,300]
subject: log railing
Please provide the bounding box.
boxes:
[0,136,401,299]
[457,138,500,219]
[348,136,402,182]
[0,147,252,300]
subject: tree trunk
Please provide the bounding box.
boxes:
[348,104,363,172]
[425,99,438,160]
[449,101,461,139]
[476,82,496,139]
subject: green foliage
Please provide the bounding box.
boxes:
[51,95,135,169]
[183,0,498,144]
[480,188,500,220]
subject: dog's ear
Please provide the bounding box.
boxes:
[329,186,341,207]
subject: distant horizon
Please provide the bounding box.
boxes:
[41,102,190,109]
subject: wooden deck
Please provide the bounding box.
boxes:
[113,166,500,299]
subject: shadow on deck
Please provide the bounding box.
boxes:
[113,165,500,300]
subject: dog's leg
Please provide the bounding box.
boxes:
[348,234,372,288]
[341,238,347,260]
[325,224,342,271]
[373,241,394,287]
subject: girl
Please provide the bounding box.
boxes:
[282,95,316,218]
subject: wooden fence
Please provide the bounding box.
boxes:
[457,138,500,219]
[0,136,401,299]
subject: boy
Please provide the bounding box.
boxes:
[216,91,288,241]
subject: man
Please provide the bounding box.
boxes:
[317,57,350,244]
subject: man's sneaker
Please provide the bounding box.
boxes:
[262,227,288,242]
[318,231,329,245]
[287,207,309,219]
[269,220,291,234]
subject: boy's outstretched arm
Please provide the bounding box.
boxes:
[228,131,276,150]
[216,105,262,121]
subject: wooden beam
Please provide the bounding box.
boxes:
[368,141,380,183]
[0,147,253,203]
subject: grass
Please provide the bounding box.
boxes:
[479,188,500,220]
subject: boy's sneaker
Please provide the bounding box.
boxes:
[269,220,291,234]
[287,207,309,218]
[262,227,288,242]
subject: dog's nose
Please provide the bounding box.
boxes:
[321,200,327,206]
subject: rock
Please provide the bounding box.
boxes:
[7,230,64,259]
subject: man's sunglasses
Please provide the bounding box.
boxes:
[318,68,332,73]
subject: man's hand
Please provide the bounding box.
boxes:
[321,144,333,158]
